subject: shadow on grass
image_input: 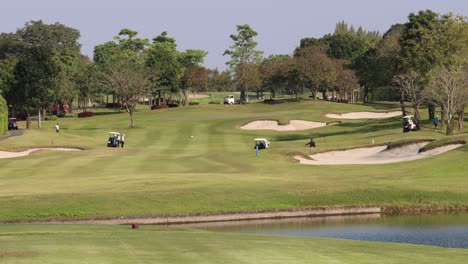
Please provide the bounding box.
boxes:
[93,111,122,116]
[364,102,402,110]
[274,117,401,142]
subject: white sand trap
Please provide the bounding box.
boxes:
[294,142,464,165]
[0,148,81,159]
[326,111,401,119]
[241,120,327,131]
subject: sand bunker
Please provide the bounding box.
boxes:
[326,111,401,119]
[241,120,327,131]
[294,142,464,165]
[0,148,81,159]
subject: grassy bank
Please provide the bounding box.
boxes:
[0,99,466,221]
[1,224,468,263]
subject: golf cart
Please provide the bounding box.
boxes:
[8,118,18,130]
[254,138,270,149]
[107,132,120,147]
[403,115,416,133]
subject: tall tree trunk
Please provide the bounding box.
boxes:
[440,106,445,129]
[446,115,454,135]
[322,90,327,101]
[26,112,31,129]
[413,104,420,130]
[38,109,42,129]
[129,108,135,128]
[363,85,369,103]
[399,90,407,117]
[428,103,435,120]
[240,89,245,102]
[458,106,464,132]
[68,99,74,113]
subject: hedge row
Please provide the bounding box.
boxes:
[0,95,7,135]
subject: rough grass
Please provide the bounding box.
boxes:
[0,97,467,221]
[1,224,468,264]
[419,134,468,152]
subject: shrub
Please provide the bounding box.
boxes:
[189,101,200,105]
[45,115,58,121]
[168,103,179,108]
[106,103,122,108]
[209,101,221,104]
[78,111,94,118]
[15,112,27,121]
[0,95,6,135]
[151,104,168,110]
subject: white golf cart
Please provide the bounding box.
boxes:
[403,115,416,133]
[254,138,270,149]
[107,132,120,147]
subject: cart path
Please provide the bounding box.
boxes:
[0,130,23,143]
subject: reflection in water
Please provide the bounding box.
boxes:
[176,213,468,249]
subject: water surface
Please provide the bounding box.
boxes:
[178,213,468,249]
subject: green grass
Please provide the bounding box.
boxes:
[1,224,468,263]
[0,98,467,221]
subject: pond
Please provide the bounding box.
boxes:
[177,213,468,249]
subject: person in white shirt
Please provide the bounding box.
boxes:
[120,134,125,148]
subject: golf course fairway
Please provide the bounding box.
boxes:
[0,98,467,263]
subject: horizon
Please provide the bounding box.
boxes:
[1,0,467,69]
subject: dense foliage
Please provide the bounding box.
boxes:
[0,94,6,135]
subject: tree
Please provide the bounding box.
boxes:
[295,46,336,100]
[224,24,263,101]
[399,11,468,120]
[145,32,183,104]
[13,46,60,128]
[428,65,468,135]
[179,49,208,105]
[206,69,233,100]
[354,24,404,103]
[334,61,360,103]
[284,58,303,100]
[393,71,426,127]
[103,61,149,128]
[235,62,261,101]
[260,55,290,99]
[73,57,99,111]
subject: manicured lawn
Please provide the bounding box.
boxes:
[1,224,468,264]
[0,98,467,220]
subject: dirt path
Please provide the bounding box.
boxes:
[0,130,23,143]
[7,206,381,225]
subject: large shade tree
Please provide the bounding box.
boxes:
[295,46,336,100]
[224,24,263,101]
[95,29,150,127]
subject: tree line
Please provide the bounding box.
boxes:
[0,9,467,133]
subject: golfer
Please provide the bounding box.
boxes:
[305,137,316,150]
[55,123,60,133]
[434,115,439,131]
[120,134,125,148]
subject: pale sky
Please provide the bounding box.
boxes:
[1,0,467,69]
